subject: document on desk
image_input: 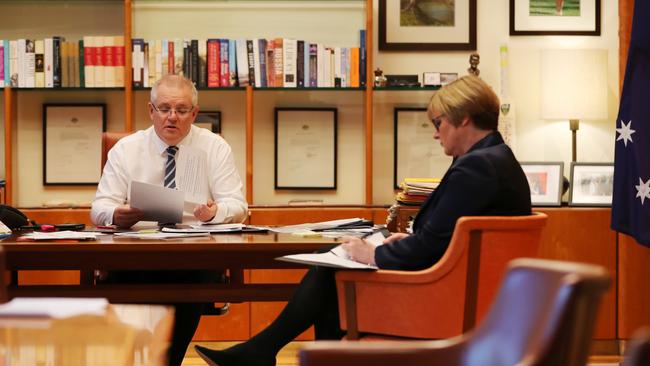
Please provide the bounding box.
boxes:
[130,181,184,223]
[277,231,385,269]
[114,231,210,239]
[270,218,366,234]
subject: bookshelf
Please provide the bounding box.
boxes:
[1,0,376,206]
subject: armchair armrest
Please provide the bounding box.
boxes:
[300,339,465,366]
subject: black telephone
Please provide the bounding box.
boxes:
[0,205,29,229]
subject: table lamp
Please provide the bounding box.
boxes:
[540,49,608,162]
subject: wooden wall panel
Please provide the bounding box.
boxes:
[618,233,650,339]
[535,208,616,339]
[194,303,251,341]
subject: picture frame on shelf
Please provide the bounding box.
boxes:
[379,0,477,51]
[510,0,601,36]
[275,108,337,190]
[440,72,459,85]
[194,111,221,134]
[423,72,441,87]
[394,108,452,189]
[43,104,106,185]
[520,162,564,206]
[569,162,614,207]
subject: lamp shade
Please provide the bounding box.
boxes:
[540,49,608,120]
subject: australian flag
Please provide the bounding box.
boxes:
[612,0,650,247]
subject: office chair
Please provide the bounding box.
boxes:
[301,258,611,366]
[623,328,650,366]
[336,213,547,339]
[101,132,229,316]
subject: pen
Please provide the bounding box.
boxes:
[360,231,375,239]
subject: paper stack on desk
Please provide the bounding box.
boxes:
[20,231,102,241]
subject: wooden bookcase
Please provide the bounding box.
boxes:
[1,0,375,206]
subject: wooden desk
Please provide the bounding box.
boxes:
[0,304,173,366]
[1,232,337,304]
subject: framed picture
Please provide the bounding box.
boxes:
[440,72,459,85]
[43,104,106,185]
[379,0,477,51]
[394,108,452,189]
[569,162,614,206]
[194,111,221,134]
[510,0,601,36]
[423,72,441,86]
[275,108,337,189]
[520,162,564,206]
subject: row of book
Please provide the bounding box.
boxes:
[395,178,441,206]
[0,36,125,88]
[133,31,367,89]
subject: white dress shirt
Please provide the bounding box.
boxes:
[91,125,248,226]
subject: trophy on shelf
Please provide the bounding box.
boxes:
[374,68,387,87]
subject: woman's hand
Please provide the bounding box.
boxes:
[382,232,410,244]
[340,235,377,266]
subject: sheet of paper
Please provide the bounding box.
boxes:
[270,218,364,233]
[0,298,108,318]
[21,231,102,241]
[130,180,184,224]
[176,145,208,205]
[114,231,210,239]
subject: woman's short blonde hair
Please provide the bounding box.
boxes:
[427,75,500,130]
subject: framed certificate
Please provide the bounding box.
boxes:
[43,104,106,185]
[275,108,337,189]
[394,108,452,189]
[194,111,221,134]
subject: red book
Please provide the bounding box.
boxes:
[168,41,174,74]
[207,39,220,87]
[266,39,275,87]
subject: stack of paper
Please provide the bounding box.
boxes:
[20,231,102,241]
[395,178,440,206]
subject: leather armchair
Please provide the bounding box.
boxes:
[336,213,548,339]
[101,131,132,171]
[301,258,610,366]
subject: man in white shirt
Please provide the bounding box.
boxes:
[91,74,248,366]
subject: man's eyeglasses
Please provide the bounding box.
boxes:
[431,114,444,131]
[152,104,194,118]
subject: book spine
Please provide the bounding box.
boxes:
[252,38,261,87]
[350,47,359,88]
[82,36,94,87]
[71,41,79,87]
[282,38,296,88]
[3,40,8,86]
[273,38,283,87]
[0,42,4,88]
[154,39,162,84]
[143,41,150,87]
[207,39,220,88]
[219,39,229,87]
[235,39,249,86]
[78,39,85,87]
[265,39,275,87]
[341,47,349,88]
[174,39,183,76]
[191,39,199,85]
[309,43,317,87]
[296,40,304,88]
[257,39,267,88]
[161,38,168,77]
[228,39,237,86]
[182,40,190,79]
[17,39,25,87]
[61,41,69,87]
[198,39,207,88]
[246,39,255,87]
[131,38,144,88]
[168,40,174,74]
[334,47,341,87]
[359,29,366,87]
[24,39,35,88]
[104,36,115,87]
[114,36,124,87]
[304,40,310,88]
[94,36,105,87]
[52,37,61,88]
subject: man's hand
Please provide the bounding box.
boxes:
[340,235,377,266]
[112,205,143,228]
[194,199,217,222]
[382,232,409,244]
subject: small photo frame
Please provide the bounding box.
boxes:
[43,103,107,185]
[194,111,221,134]
[394,108,452,189]
[423,72,441,86]
[520,162,564,206]
[275,108,337,190]
[440,73,458,85]
[569,162,614,207]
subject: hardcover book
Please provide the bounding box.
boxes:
[114,36,125,87]
[207,39,220,87]
[219,39,229,87]
[252,38,261,88]
[197,39,207,88]
[34,40,44,88]
[83,36,95,88]
[257,39,267,88]
[272,38,283,87]
[131,38,144,88]
[246,39,256,87]
[309,43,317,87]
[235,39,249,86]
[296,40,304,88]
[282,38,297,88]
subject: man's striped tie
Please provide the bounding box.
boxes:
[164,146,179,189]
